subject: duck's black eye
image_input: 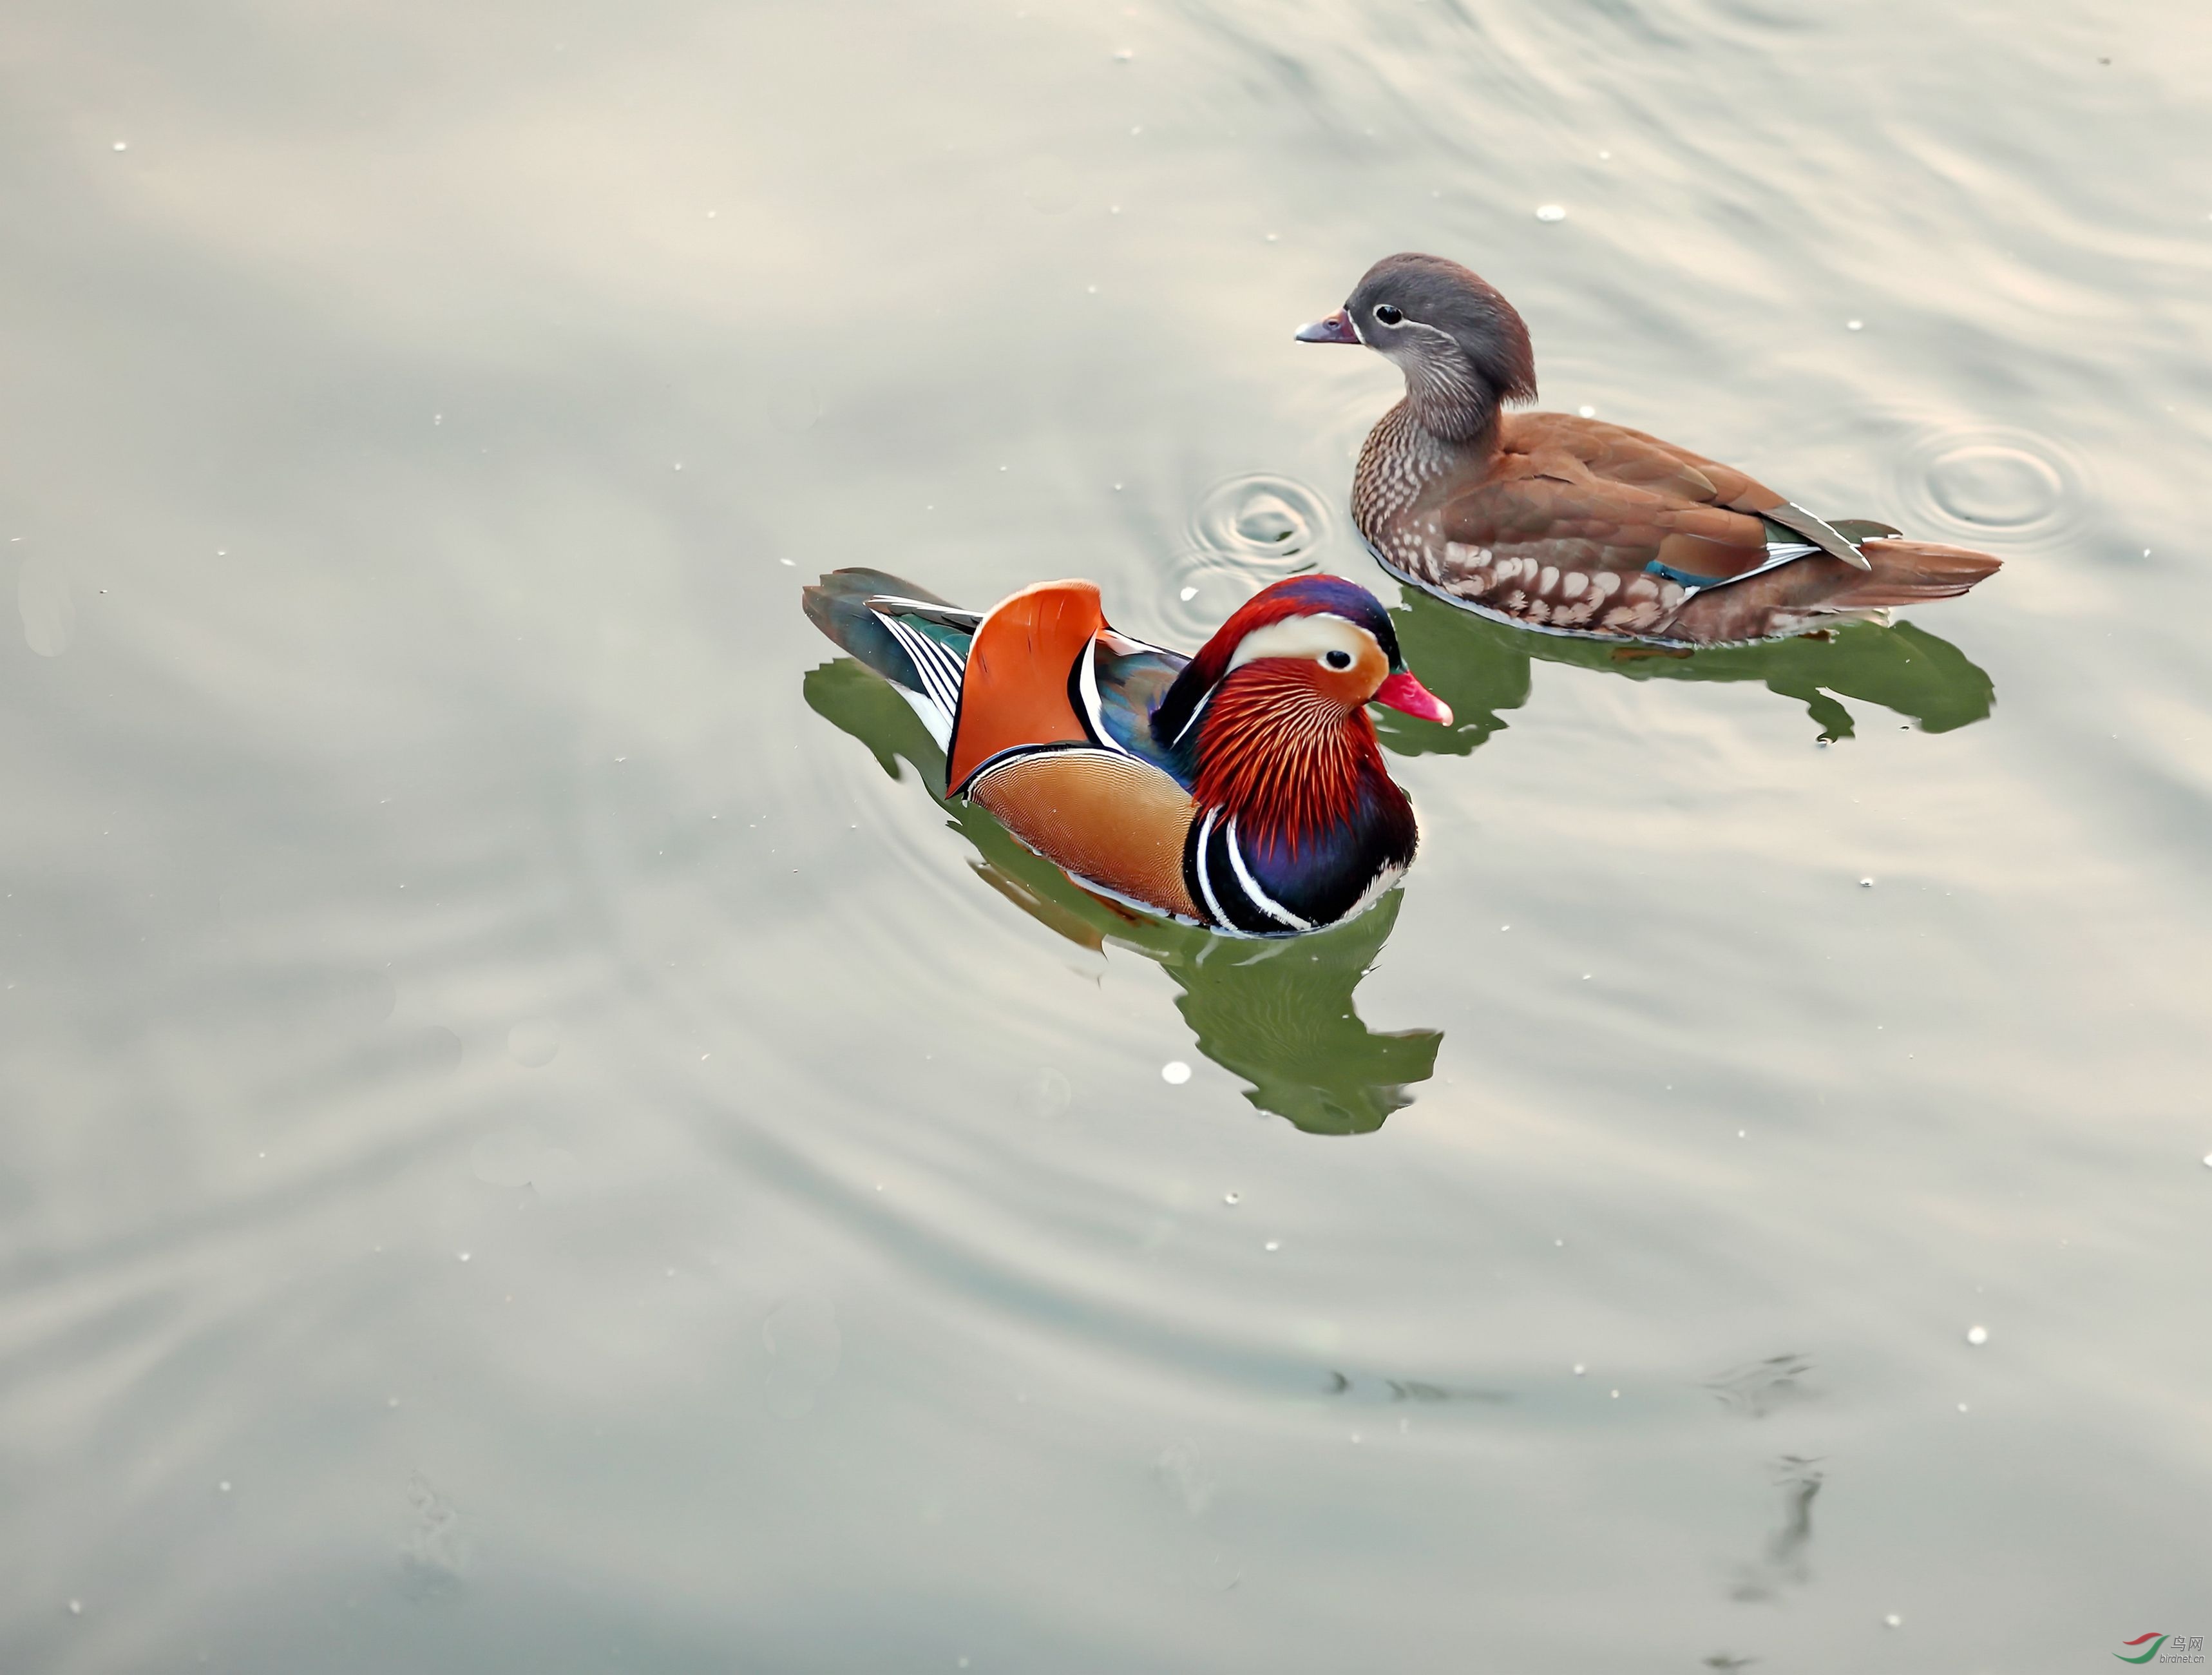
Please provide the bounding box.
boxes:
[1324,649,1353,669]
[1373,303,1404,326]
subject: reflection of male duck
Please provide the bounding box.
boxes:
[803,658,1441,1135]
[1373,590,1997,757]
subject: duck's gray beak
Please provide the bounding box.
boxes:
[1294,308,1359,345]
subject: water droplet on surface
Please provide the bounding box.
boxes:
[1534,203,1567,222]
[1264,1240,1279,1252]
[1846,319,1864,331]
[1154,1440,1216,1517]
[763,1294,843,1417]
[1966,1324,1988,1345]
[1223,1191,1239,1205]
[457,1251,471,1263]
[1572,1364,1586,1375]
[112,140,126,151]
[218,1480,231,1493]
[1161,1060,1192,1085]
[68,1598,83,1614]
[1111,46,1132,59]
[1860,877,1875,888]
[1956,1401,1970,1413]
[1025,1067,1071,1116]
[1609,1388,1620,1399]
[1179,586,1197,600]
[506,1018,561,1067]
[1576,405,1596,417]
[1884,1613,1902,1629]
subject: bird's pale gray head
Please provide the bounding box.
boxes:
[1345,253,1537,443]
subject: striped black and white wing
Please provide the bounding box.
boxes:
[866,597,979,751]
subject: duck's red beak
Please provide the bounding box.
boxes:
[1372,671,1453,727]
[1294,308,1360,345]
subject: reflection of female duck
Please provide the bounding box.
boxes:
[801,658,1440,1135]
[1373,590,1998,758]
[802,568,1452,935]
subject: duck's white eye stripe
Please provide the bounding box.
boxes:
[1226,613,1371,671]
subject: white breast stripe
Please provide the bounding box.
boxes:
[1169,687,1213,748]
[1224,816,1313,931]
[1190,807,1228,928]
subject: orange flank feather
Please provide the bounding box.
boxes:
[944,579,1107,794]
[966,750,1202,920]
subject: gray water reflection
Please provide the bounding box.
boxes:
[6,0,2212,1668]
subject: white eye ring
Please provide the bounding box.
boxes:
[1373,303,1404,327]
[1323,649,1353,670]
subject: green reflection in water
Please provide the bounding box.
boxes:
[803,658,1441,1135]
[1373,591,1997,756]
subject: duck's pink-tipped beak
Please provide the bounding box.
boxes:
[1373,671,1453,727]
[1294,308,1360,345]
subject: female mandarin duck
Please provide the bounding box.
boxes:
[1297,253,2001,646]
[803,568,1451,935]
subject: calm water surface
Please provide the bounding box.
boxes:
[5,0,2211,1669]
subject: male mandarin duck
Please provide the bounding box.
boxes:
[802,568,1452,935]
[1297,253,2002,646]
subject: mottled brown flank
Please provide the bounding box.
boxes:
[1357,408,2001,644]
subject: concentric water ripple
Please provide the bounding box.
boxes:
[1188,474,1331,564]
[1886,423,2090,546]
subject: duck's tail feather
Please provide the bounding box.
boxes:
[803,569,983,752]
[1813,539,2003,609]
[802,568,970,692]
